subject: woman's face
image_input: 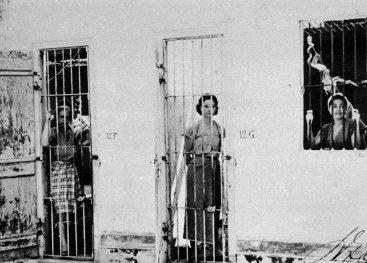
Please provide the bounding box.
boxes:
[58,109,70,128]
[331,98,345,120]
[201,99,216,118]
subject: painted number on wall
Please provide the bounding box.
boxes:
[240,130,255,139]
[107,133,118,140]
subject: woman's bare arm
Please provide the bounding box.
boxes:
[41,110,54,146]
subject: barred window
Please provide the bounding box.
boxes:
[303,19,367,150]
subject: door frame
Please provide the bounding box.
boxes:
[154,24,236,262]
[32,37,99,259]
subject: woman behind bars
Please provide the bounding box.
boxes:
[41,105,84,255]
[305,93,363,150]
[184,94,224,259]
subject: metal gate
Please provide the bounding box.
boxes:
[0,51,38,261]
[40,47,93,260]
[162,35,229,262]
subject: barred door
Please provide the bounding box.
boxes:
[162,35,229,262]
[41,47,93,260]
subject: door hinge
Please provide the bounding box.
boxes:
[300,85,305,94]
[162,222,168,241]
[33,72,40,90]
[156,63,166,85]
[161,155,168,163]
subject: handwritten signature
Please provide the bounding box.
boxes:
[304,227,367,263]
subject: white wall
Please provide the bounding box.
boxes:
[4,0,367,248]
[229,1,367,244]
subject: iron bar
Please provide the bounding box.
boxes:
[164,93,224,98]
[83,202,86,257]
[163,39,172,261]
[220,35,226,262]
[51,200,54,255]
[331,23,334,149]
[176,206,179,260]
[319,29,323,146]
[354,22,357,103]
[181,39,189,261]
[86,48,93,179]
[66,208,70,256]
[58,212,62,255]
[332,21,343,31]
[167,205,222,211]
[77,50,85,238]
[192,39,198,263]
[46,50,54,256]
[69,50,78,256]
[342,21,345,79]
[165,151,221,155]
[78,48,82,114]
[74,204,78,255]
[306,23,318,35]
[200,37,207,262]
[343,22,346,149]
[343,20,351,31]
[303,82,367,88]
[209,37,216,262]
[53,50,61,161]
[41,93,89,97]
[164,34,223,42]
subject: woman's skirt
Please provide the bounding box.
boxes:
[51,161,83,214]
[184,156,221,243]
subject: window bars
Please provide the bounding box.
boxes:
[303,18,367,150]
[163,35,229,262]
[41,47,93,259]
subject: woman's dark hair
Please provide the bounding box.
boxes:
[328,94,348,111]
[196,94,219,115]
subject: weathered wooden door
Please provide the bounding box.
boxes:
[0,51,38,261]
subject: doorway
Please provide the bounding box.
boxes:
[161,35,229,262]
[40,47,93,260]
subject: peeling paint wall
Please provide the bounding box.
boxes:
[97,234,155,263]
[0,50,32,69]
[0,0,10,49]
[98,248,155,263]
[237,254,301,263]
